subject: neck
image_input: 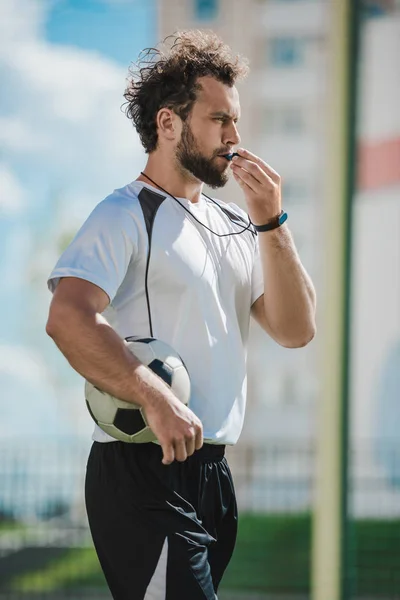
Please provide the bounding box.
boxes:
[136,151,203,203]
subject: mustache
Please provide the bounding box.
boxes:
[213,148,232,158]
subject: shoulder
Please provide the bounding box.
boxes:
[87,183,148,231]
[94,182,141,214]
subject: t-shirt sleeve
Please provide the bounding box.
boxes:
[224,200,264,306]
[47,199,139,302]
[251,235,264,306]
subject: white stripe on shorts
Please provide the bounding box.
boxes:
[144,537,168,599]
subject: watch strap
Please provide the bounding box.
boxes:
[252,210,288,232]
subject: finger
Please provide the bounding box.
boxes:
[195,424,203,451]
[161,443,175,465]
[231,156,264,184]
[185,432,196,457]
[231,165,259,193]
[236,148,280,181]
[232,170,253,192]
[174,439,188,463]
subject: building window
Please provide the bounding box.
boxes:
[256,0,317,2]
[195,0,219,20]
[267,36,325,69]
[363,0,397,18]
[269,37,305,67]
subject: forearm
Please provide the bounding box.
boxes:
[259,225,316,345]
[46,306,176,409]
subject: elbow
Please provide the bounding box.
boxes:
[279,325,316,349]
[46,312,62,340]
[45,303,75,341]
[46,299,98,342]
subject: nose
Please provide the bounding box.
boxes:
[224,122,241,147]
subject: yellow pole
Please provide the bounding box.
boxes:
[312,0,361,598]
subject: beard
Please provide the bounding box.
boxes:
[175,122,229,189]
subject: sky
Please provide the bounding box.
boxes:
[46,0,156,66]
[0,0,156,447]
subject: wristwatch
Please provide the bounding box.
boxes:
[252,210,288,232]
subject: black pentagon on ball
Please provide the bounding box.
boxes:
[125,336,155,344]
[148,359,173,386]
[114,408,147,435]
[86,400,99,425]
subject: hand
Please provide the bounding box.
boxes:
[230,148,282,225]
[142,396,203,465]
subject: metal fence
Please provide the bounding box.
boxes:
[0,438,399,599]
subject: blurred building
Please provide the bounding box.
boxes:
[158,0,327,452]
[350,1,400,515]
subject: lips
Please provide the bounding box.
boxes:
[219,152,239,161]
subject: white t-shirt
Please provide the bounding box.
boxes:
[48,181,264,445]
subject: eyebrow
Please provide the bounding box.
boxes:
[210,111,240,120]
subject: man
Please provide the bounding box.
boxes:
[46,31,316,600]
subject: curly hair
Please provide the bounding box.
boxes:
[122,30,249,153]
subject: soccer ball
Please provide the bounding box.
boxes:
[85,337,191,443]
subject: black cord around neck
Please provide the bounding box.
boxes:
[140,172,255,238]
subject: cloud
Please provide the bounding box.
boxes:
[0,116,51,152]
[0,164,26,214]
[99,0,140,5]
[0,0,145,209]
[0,344,49,383]
[0,0,45,47]
[0,0,148,436]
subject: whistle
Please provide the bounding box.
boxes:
[223,152,240,161]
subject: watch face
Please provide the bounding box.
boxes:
[279,212,288,225]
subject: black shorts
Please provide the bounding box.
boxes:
[85,441,238,600]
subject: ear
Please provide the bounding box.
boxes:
[156,108,181,142]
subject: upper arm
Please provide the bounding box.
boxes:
[47,277,110,333]
[47,198,140,304]
[251,294,273,336]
